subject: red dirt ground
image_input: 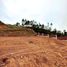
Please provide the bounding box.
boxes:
[0,36,67,67]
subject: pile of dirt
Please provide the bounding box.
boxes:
[0,36,67,67]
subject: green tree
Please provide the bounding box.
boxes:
[25,20,30,25]
[63,30,67,36]
[22,19,26,25]
[41,24,44,29]
[16,22,20,26]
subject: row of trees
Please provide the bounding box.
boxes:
[15,19,67,37]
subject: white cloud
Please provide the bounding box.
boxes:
[0,0,67,31]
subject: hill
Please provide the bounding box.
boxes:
[0,21,36,36]
[0,36,67,67]
[0,21,8,30]
[0,26,36,36]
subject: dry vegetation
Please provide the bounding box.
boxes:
[0,27,36,36]
[0,36,67,67]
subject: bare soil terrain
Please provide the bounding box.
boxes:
[0,36,67,67]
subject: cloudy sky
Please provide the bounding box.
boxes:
[0,0,67,31]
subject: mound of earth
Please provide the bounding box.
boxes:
[0,21,8,30]
[0,36,67,67]
[0,21,36,36]
[0,27,36,36]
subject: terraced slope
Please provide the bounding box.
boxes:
[0,36,67,67]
